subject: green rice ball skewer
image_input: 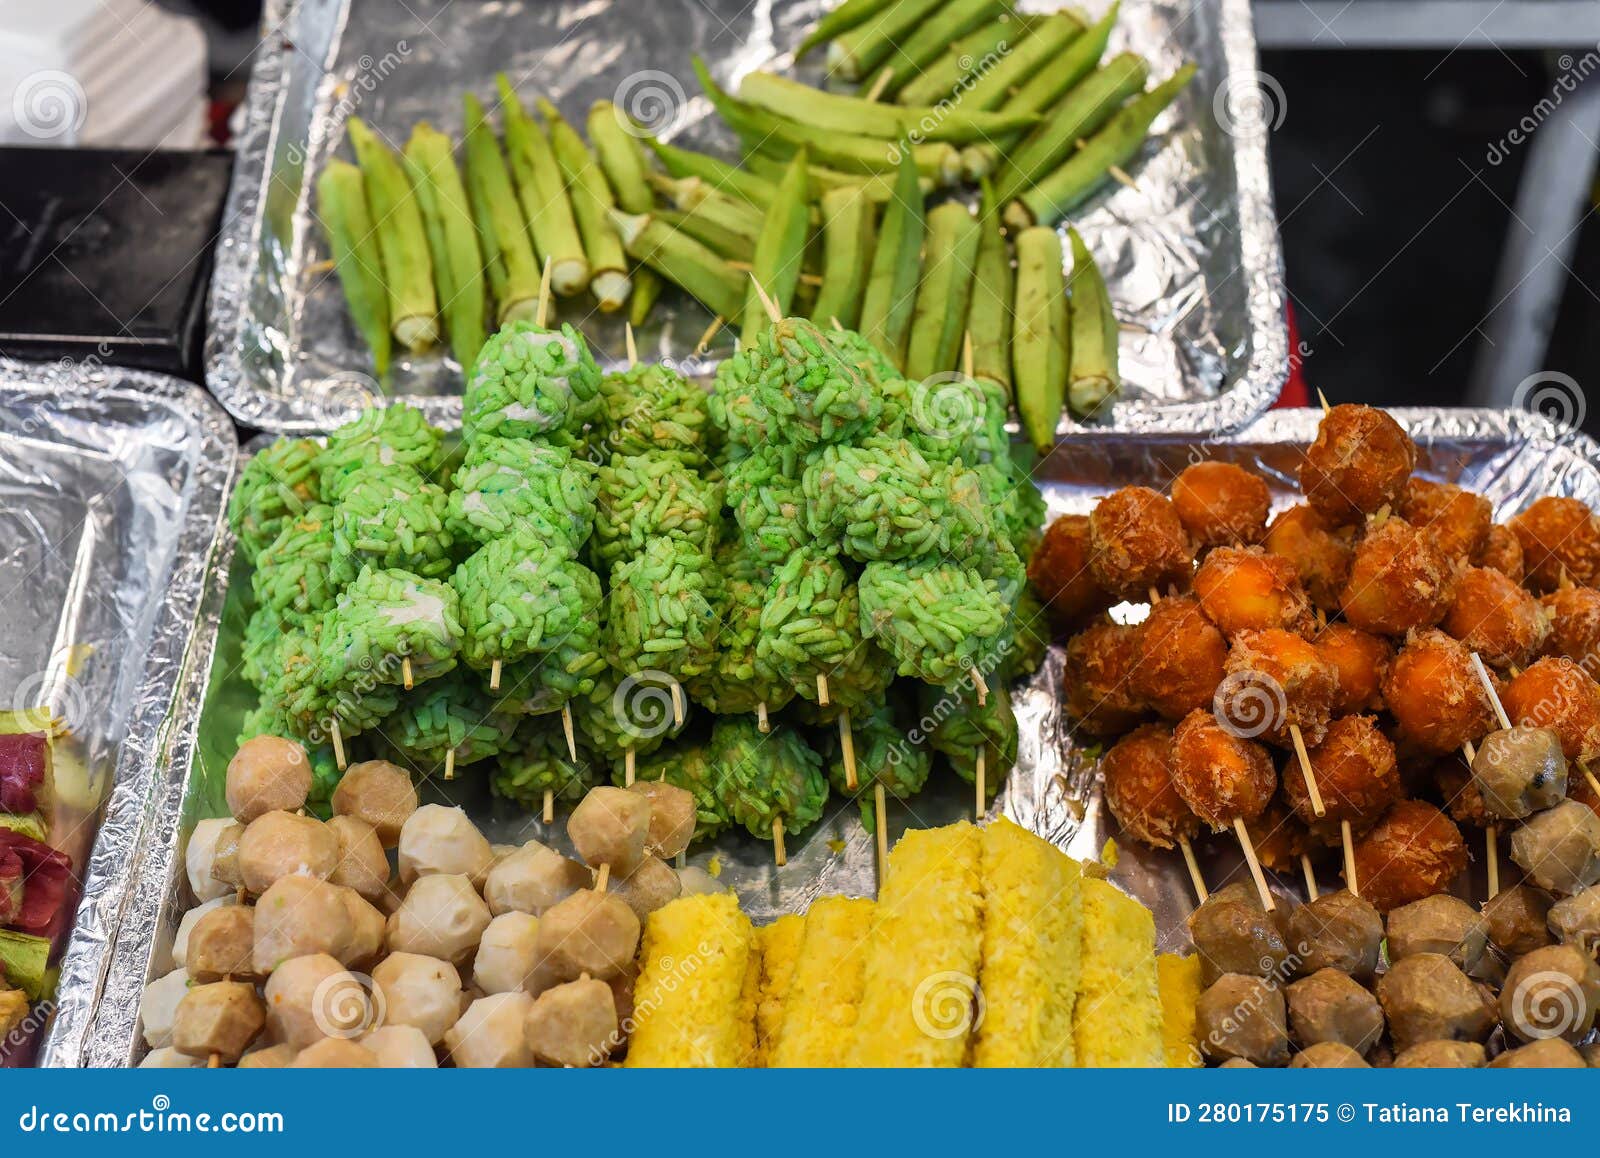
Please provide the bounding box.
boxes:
[604,536,718,697]
[332,466,455,579]
[379,672,519,783]
[593,357,713,461]
[318,565,462,693]
[445,436,597,554]
[916,679,1019,817]
[569,665,681,786]
[318,402,446,502]
[252,503,352,627]
[858,557,1009,694]
[708,715,827,866]
[230,437,321,564]
[461,320,602,441]
[592,453,722,572]
[270,623,399,770]
[685,544,794,724]
[493,716,603,823]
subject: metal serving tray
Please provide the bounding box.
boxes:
[205,0,1287,435]
[0,359,236,1068]
[87,404,1593,1065]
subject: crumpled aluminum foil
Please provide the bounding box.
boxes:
[86,404,1600,1064]
[0,359,235,1069]
[206,0,1286,435]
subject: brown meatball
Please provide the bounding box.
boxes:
[1509,496,1600,591]
[1289,1041,1369,1068]
[1541,585,1600,680]
[1340,518,1455,635]
[1263,504,1355,613]
[186,905,257,982]
[386,874,492,966]
[1300,404,1417,522]
[1376,953,1496,1053]
[535,889,641,982]
[250,876,357,972]
[1383,630,1496,755]
[1500,944,1600,1043]
[1193,547,1313,639]
[1171,710,1277,830]
[1393,1040,1487,1068]
[1471,726,1568,820]
[1491,1039,1588,1068]
[1315,624,1392,714]
[1187,892,1290,986]
[1503,656,1600,763]
[172,981,266,1063]
[291,1038,379,1068]
[1170,461,1271,548]
[1475,523,1525,583]
[1027,514,1108,629]
[1087,486,1193,600]
[1196,974,1290,1065]
[1129,596,1226,720]
[484,843,590,917]
[326,815,390,902]
[524,976,619,1068]
[1397,478,1492,562]
[568,787,650,876]
[611,855,683,921]
[1349,800,1469,912]
[1220,628,1338,749]
[226,735,313,824]
[1510,799,1600,894]
[236,811,339,896]
[1285,715,1399,831]
[626,781,696,860]
[1442,566,1550,668]
[1483,884,1554,957]
[1062,620,1147,737]
[1285,968,1383,1052]
[1289,889,1383,980]
[1547,885,1600,948]
[331,759,419,847]
[1386,895,1487,972]
[1100,724,1198,850]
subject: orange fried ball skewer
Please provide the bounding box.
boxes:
[1299,403,1417,523]
[1062,620,1149,738]
[1382,630,1498,755]
[1340,517,1455,635]
[1396,478,1491,564]
[1474,523,1525,583]
[1129,595,1227,720]
[1347,799,1468,913]
[1262,504,1355,614]
[1170,461,1271,548]
[1314,622,1392,714]
[1285,715,1401,833]
[1508,496,1600,591]
[1441,566,1550,670]
[1218,628,1338,749]
[1500,656,1600,764]
[1101,724,1208,903]
[1192,546,1314,640]
[1540,586,1600,680]
[1171,709,1280,909]
[1026,514,1109,630]
[1086,486,1194,600]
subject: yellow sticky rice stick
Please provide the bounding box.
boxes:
[752,913,807,1065]
[1074,877,1165,1066]
[969,817,1082,1066]
[769,896,875,1066]
[1157,952,1203,1068]
[847,822,983,1067]
[625,893,754,1067]
[737,928,762,1064]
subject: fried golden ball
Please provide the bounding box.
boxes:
[1193,546,1313,639]
[1382,629,1497,755]
[1170,461,1271,548]
[1026,513,1108,630]
[1541,585,1600,680]
[1509,496,1600,591]
[1087,486,1194,600]
[1397,478,1491,563]
[1441,565,1550,669]
[1220,628,1339,748]
[1263,504,1355,613]
[1474,523,1525,584]
[1300,404,1417,522]
[1349,800,1468,913]
[1062,620,1148,737]
[1315,623,1392,714]
[1129,595,1227,720]
[1286,715,1400,830]
[1501,656,1600,763]
[1340,517,1455,636]
[1171,709,1277,830]
[1100,724,1200,850]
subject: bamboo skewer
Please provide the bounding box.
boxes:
[816,673,831,707]
[1341,818,1358,897]
[772,816,787,867]
[1487,826,1500,899]
[536,256,553,329]
[756,701,770,733]
[489,658,502,691]
[543,790,554,825]
[873,782,889,887]
[624,747,637,786]
[839,710,858,791]
[1233,816,1275,911]
[625,321,639,368]
[444,748,456,781]
[562,706,577,761]
[864,67,894,101]
[402,657,414,690]
[329,721,346,770]
[1300,853,1320,900]
[1177,836,1208,903]
[1287,722,1326,818]
[975,748,986,820]
[595,863,611,893]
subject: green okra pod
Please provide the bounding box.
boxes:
[966,181,1013,396]
[539,97,633,312]
[587,100,654,214]
[795,0,897,60]
[809,185,877,329]
[315,159,392,377]
[826,0,951,81]
[743,153,934,201]
[402,123,487,369]
[958,12,1084,112]
[873,0,1006,95]
[737,69,1037,144]
[989,53,1150,208]
[461,93,541,325]
[656,207,755,261]
[856,148,925,370]
[1066,227,1120,416]
[644,137,780,210]
[1012,225,1069,454]
[741,150,812,347]
[903,200,981,381]
[1008,64,1196,228]
[630,267,663,328]
[612,210,745,320]
[893,13,1036,106]
[647,173,769,240]
[497,75,589,297]
[347,117,440,352]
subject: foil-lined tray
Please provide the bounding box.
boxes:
[205,0,1287,435]
[86,404,1600,1065]
[0,359,235,1069]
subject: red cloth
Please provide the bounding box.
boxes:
[1273,303,1310,409]
[0,830,71,934]
[0,733,48,815]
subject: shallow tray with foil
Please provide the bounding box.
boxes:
[85,405,1593,1065]
[0,360,236,1068]
[205,0,1286,435]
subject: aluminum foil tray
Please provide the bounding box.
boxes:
[87,404,1597,1065]
[0,359,236,1068]
[206,0,1287,435]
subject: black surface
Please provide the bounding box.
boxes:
[0,147,233,381]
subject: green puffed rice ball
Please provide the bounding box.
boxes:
[453,534,602,669]
[916,680,1018,801]
[252,503,351,625]
[272,623,399,743]
[491,718,602,811]
[818,693,931,802]
[709,716,827,840]
[332,466,454,579]
[462,321,601,440]
[686,546,793,717]
[592,453,722,570]
[803,438,993,562]
[819,326,910,439]
[230,438,322,563]
[446,436,597,552]
[858,558,1009,688]
[380,672,519,773]
[756,548,888,710]
[604,537,718,684]
[594,362,712,459]
[725,445,820,566]
[743,318,882,447]
[318,403,446,501]
[241,605,286,690]
[569,667,676,764]
[710,354,775,456]
[318,566,462,689]
[489,624,609,717]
